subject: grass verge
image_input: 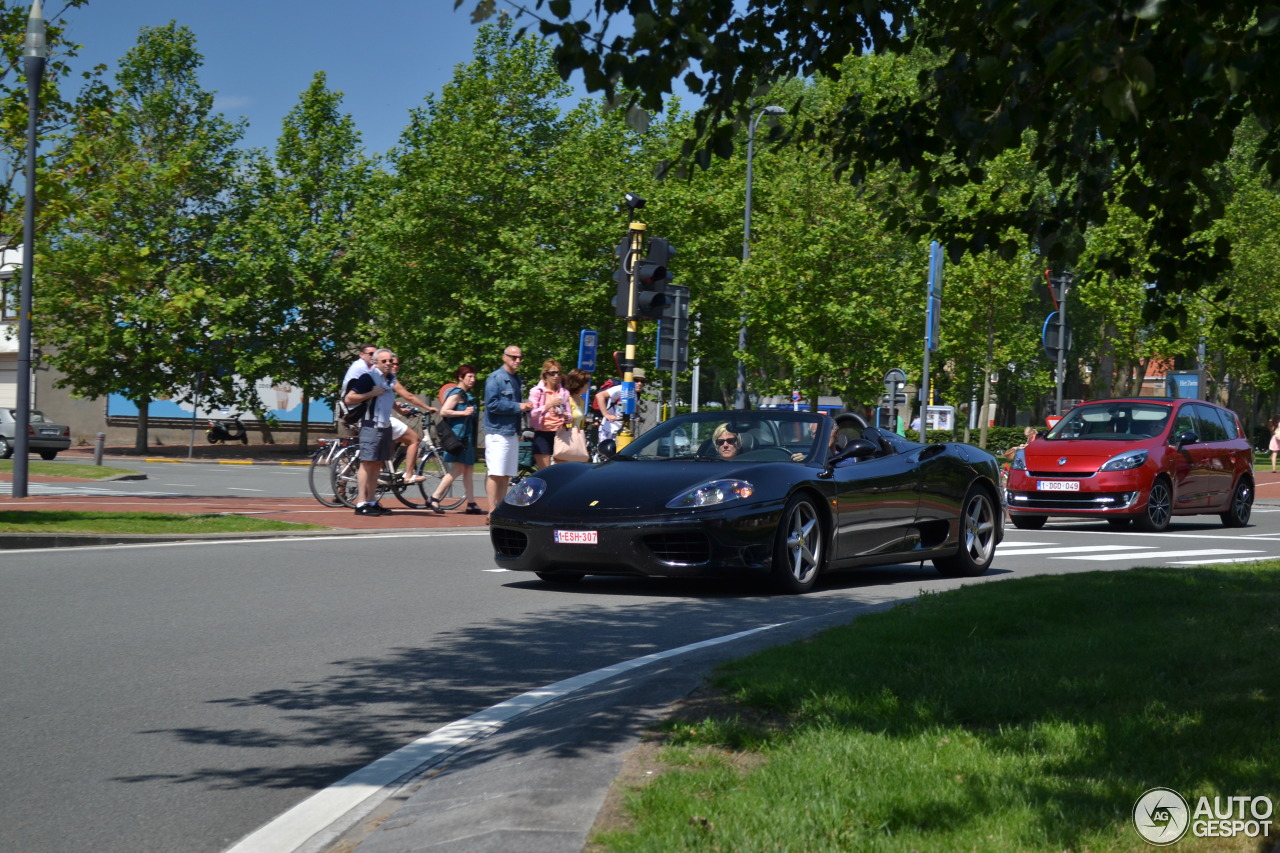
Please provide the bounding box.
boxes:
[0,510,323,533]
[0,459,138,480]
[593,566,1280,852]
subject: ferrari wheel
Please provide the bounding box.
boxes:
[1010,514,1046,530]
[1134,477,1172,532]
[1220,479,1253,528]
[771,494,824,594]
[934,486,998,577]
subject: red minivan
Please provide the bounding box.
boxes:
[1005,398,1254,531]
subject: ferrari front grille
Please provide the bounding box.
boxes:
[490,527,527,558]
[643,531,712,565]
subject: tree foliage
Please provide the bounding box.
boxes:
[0,0,96,248]
[227,72,375,445]
[35,22,244,450]
[473,0,1280,365]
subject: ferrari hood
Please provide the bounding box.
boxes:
[516,460,782,514]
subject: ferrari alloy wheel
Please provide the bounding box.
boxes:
[772,495,824,594]
[935,486,998,577]
[1220,479,1253,528]
[1135,477,1172,532]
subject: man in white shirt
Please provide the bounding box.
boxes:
[596,368,647,444]
[344,349,398,515]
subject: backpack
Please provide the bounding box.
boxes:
[589,377,619,414]
[438,382,458,405]
[336,377,369,425]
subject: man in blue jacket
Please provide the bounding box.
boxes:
[483,346,534,513]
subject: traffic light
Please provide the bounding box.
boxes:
[1044,269,1073,310]
[633,237,673,319]
[612,237,631,318]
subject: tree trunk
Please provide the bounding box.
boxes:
[134,396,150,453]
[299,395,311,448]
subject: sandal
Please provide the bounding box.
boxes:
[464,502,486,515]
[403,474,427,485]
[426,496,446,515]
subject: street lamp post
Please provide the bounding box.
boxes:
[13,0,47,499]
[735,104,785,410]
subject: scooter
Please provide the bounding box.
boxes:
[206,413,249,445]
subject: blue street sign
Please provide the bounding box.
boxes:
[578,329,598,373]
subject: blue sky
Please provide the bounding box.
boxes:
[56,0,502,155]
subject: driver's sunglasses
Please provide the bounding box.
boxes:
[716,437,739,446]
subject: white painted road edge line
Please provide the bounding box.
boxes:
[223,622,786,853]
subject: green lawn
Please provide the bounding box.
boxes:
[0,459,138,479]
[595,565,1280,852]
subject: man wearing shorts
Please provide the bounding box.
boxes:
[483,346,533,514]
[345,348,398,515]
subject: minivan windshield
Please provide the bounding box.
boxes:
[1046,402,1172,442]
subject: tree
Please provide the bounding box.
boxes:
[227,72,376,447]
[35,22,244,451]
[0,0,95,248]
[469,1,1280,366]
[360,22,677,388]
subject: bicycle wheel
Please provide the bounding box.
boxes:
[307,443,344,507]
[332,446,387,508]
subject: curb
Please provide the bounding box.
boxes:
[0,526,438,551]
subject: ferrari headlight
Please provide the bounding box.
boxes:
[1009,449,1027,471]
[505,477,547,506]
[1100,449,1149,472]
[666,479,755,509]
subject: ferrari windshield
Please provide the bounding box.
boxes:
[618,411,828,462]
[1046,401,1172,441]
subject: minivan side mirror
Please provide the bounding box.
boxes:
[1175,430,1199,448]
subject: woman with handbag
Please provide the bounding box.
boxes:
[552,369,592,464]
[529,359,571,469]
[428,365,484,514]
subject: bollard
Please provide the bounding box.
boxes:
[94,432,105,467]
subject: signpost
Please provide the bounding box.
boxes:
[920,241,944,444]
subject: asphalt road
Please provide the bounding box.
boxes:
[5,508,1280,853]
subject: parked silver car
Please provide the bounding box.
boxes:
[0,409,72,459]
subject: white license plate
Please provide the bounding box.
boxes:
[39,429,58,435]
[1037,480,1080,491]
[554,529,598,545]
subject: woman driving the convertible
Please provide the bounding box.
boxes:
[712,423,741,460]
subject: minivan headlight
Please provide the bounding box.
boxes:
[1100,450,1149,472]
[1009,449,1027,471]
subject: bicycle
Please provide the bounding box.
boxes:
[307,432,356,507]
[330,409,467,510]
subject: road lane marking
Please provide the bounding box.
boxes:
[1069,548,1260,561]
[997,545,1149,556]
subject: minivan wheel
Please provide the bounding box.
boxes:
[1134,478,1172,532]
[1220,479,1253,528]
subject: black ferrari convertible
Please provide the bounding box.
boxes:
[489,409,1003,593]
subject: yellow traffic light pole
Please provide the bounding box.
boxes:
[616,220,646,450]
